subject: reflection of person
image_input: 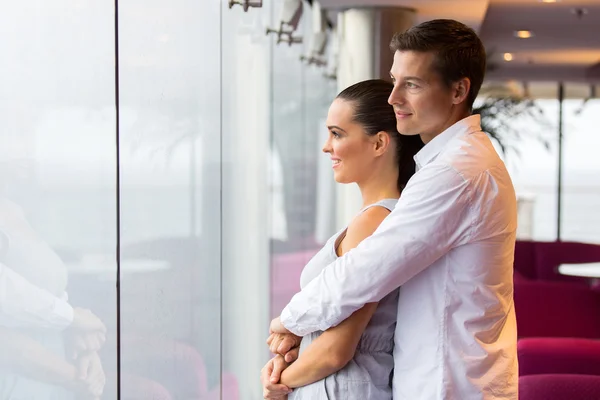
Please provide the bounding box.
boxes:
[269,19,519,400]
[261,80,423,399]
[0,197,106,399]
[0,325,105,399]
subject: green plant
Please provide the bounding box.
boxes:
[473,94,553,158]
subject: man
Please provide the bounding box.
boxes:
[265,19,518,399]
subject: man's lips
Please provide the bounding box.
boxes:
[395,111,412,119]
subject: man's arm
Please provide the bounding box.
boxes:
[280,164,475,336]
[0,262,73,330]
[0,326,104,398]
[263,206,390,396]
[279,303,378,388]
[0,325,78,386]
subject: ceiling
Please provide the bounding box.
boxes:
[319,0,490,32]
[481,0,600,84]
[319,0,600,86]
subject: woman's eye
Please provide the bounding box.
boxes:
[331,131,341,138]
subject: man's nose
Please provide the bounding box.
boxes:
[388,86,405,106]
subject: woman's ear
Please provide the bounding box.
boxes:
[373,131,391,156]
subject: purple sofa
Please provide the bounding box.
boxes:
[514,280,600,339]
[519,337,600,376]
[515,240,600,284]
[520,374,600,399]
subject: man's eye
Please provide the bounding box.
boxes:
[406,82,419,89]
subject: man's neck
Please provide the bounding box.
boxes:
[420,111,471,144]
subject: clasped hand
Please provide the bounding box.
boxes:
[261,318,302,399]
[65,308,107,399]
[74,350,106,400]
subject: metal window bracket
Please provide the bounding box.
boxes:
[266,22,302,46]
[228,0,262,12]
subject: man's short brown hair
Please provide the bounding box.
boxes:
[390,19,486,110]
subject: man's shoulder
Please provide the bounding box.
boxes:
[436,131,507,183]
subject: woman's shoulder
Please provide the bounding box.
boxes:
[341,205,392,254]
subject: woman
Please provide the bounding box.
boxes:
[261,79,423,399]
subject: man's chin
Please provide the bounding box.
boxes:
[397,127,420,137]
[396,122,418,136]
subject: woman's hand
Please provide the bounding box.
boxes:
[65,330,106,360]
[261,355,292,399]
[73,351,106,399]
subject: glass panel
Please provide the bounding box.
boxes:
[562,83,600,243]
[118,0,222,398]
[0,1,117,399]
[269,3,310,324]
[270,5,337,320]
[220,1,271,398]
[490,83,559,241]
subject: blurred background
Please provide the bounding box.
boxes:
[1,0,600,399]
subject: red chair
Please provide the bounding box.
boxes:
[514,280,600,338]
[518,337,600,376]
[104,372,173,400]
[519,374,600,399]
[514,240,600,285]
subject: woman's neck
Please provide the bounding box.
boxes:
[357,173,400,208]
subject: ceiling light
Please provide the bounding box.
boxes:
[503,53,514,62]
[515,30,534,39]
[571,8,589,19]
[539,0,560,3]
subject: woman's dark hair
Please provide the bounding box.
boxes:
[336,79,424,191]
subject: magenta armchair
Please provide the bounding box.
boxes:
[514,240,600,284]
[520,374,600,399]
[514,280,600,338]
[519,337,600,376]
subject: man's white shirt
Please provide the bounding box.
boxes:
[0,263,73,330]
[281,115,519,399]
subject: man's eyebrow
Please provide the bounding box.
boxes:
[389,74,425,83]
[403,76,425,82]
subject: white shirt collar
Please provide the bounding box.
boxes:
[414,115,482,170]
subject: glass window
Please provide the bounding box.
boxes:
[221,1,271,398]
[482,82,560,241]
[0,1,117,399]
[269,0,337,319]
[118,0,222,398]
[562,83,600,244]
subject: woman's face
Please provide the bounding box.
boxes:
[322,99,384,184]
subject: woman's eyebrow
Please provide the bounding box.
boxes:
[327,125,346,132]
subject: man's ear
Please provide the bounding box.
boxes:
[452,77,471,105]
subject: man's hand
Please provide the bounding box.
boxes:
[267,333,301,363]
[269,317,290,335]
[71,308,106,334]
[261,355,291,399]
[65,331,106,360]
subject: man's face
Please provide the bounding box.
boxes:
[388,50,458,143]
